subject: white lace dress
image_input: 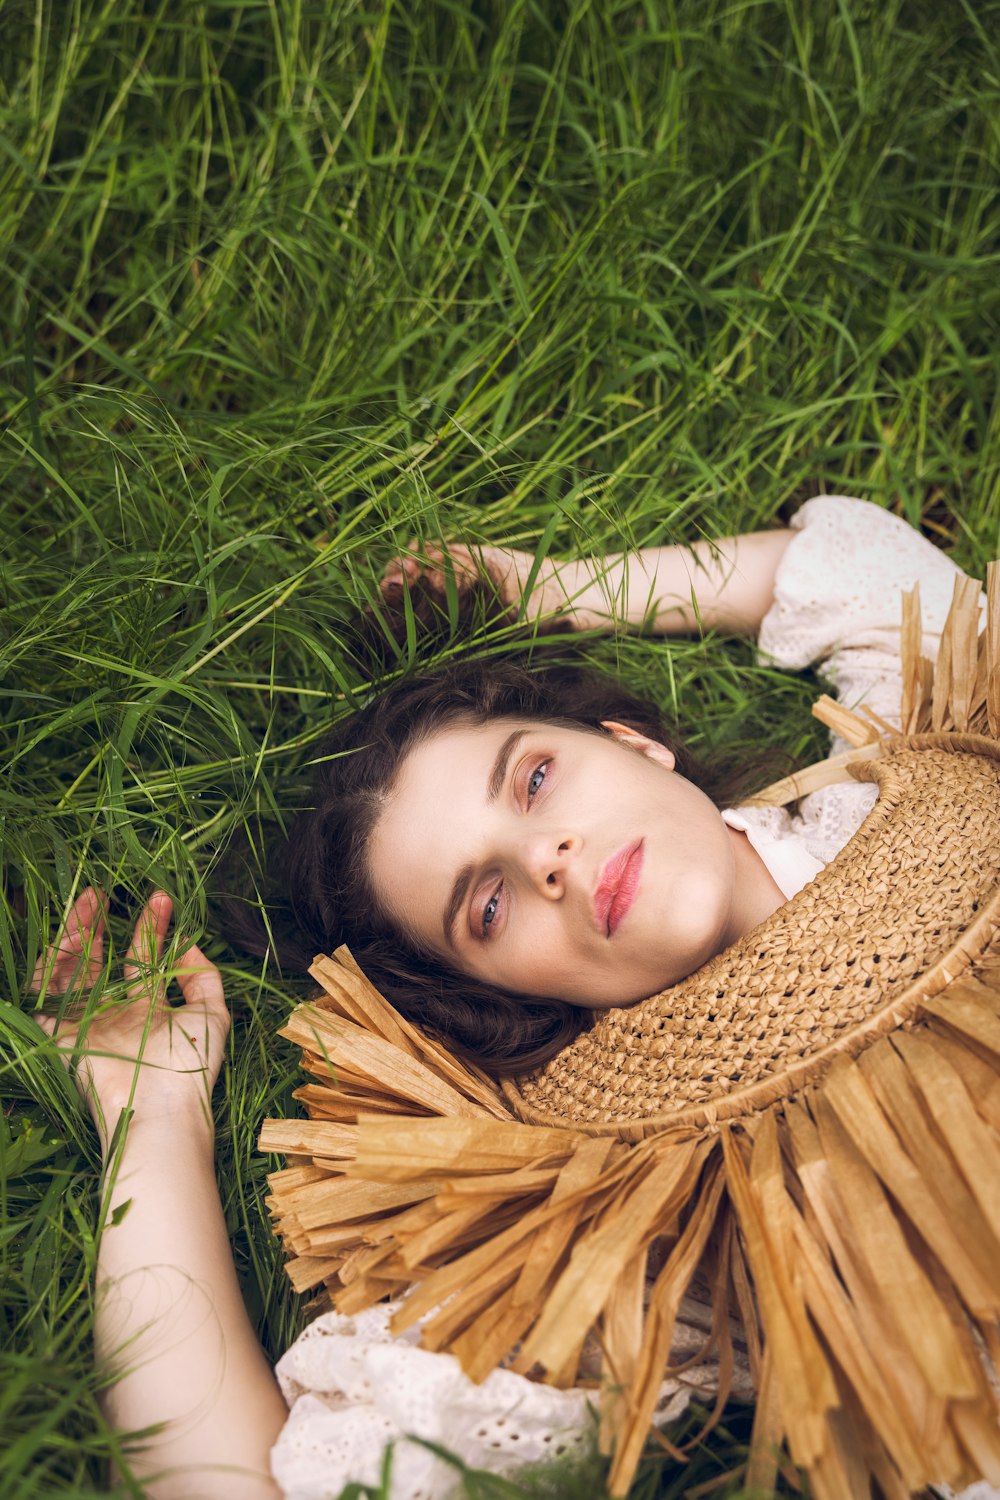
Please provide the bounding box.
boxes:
[270,495,990,1500]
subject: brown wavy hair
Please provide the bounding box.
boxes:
[220,657,782,1077]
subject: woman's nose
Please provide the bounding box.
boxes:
[524,833,575,897]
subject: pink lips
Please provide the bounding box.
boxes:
[594,839,644,937]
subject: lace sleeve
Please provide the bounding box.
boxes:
[757,496,986,744]
[270,1304,597,1499]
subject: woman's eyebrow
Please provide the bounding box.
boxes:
[487,729,526,802]
[443,729,527,947]
[443,864,474,948]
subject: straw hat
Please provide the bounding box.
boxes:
[261,566,1000,1500]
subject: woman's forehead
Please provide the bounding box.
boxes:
[402,716,535,788]
[418,712,602,753]
[401,714,606,782]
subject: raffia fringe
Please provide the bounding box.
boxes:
[261,564,1000,1500]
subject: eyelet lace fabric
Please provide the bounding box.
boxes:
[725,779,880,891]
[270,498,994,1499]
[270,1302,726,1500]
[757,495,987,752]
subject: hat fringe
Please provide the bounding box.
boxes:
[260,562,1000,1498]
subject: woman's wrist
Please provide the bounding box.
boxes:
[493,551,606,632]
[99,1098,216,1168]
[555,558,617,631]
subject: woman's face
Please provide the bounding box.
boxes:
[367,716,749,1007]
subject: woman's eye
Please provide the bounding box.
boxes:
[482,886,502,936]
[527,762,548,800]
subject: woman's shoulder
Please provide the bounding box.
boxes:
[759,494,980,673]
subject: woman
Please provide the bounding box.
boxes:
[223,495,974,1077]
[31,495,988,1497]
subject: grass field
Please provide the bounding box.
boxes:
[2,0,999,1495]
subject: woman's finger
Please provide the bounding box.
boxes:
[30,887,107,995]
[422,543,445,591]
[424,542,480,596]
[381,556,415,583]
[174,943,229,1021]
[33,1011,83,1078]
[380,552,421,596]
[123,891,173,998]
[174,942,224,1006]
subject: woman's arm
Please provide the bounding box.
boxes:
[33,890,286,1500]
[95,1114,284,1499]
[383,529,794,637]
[535,530,795,635]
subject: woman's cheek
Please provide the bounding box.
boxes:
[647,867,718,959]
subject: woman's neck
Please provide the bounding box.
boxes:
[725,825,788,943]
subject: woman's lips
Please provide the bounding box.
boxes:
[594,839,645,937]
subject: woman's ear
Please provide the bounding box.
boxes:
[600,720,676,771]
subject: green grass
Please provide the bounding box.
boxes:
[1,0,998,1494]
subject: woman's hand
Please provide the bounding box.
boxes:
[380,540,583,627]
[31,887,230,1155]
